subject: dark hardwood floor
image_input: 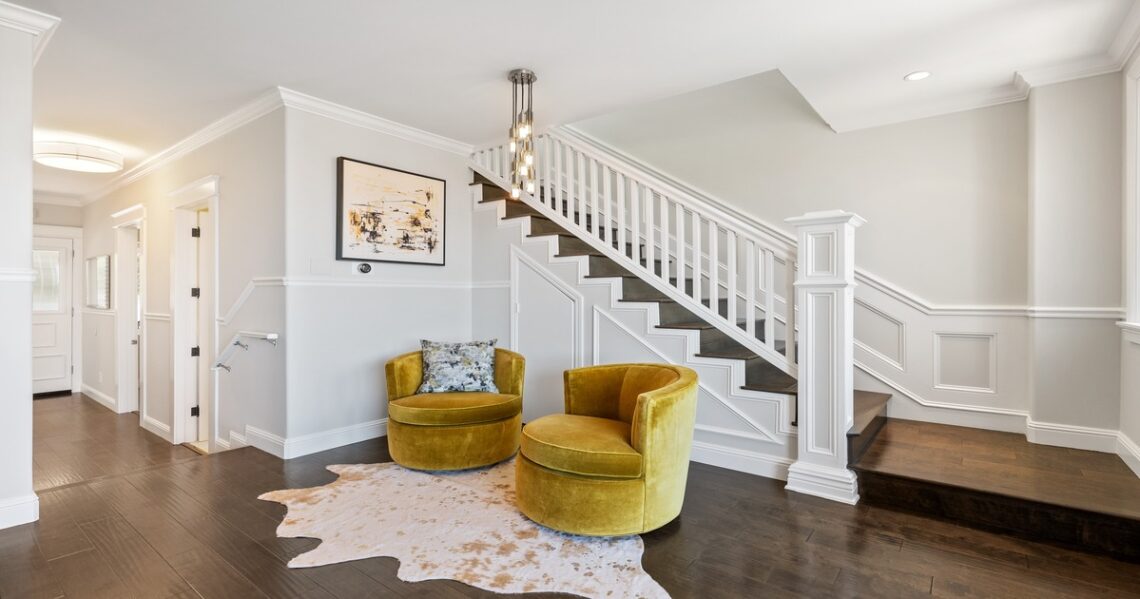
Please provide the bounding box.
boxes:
[5,394,1140,598]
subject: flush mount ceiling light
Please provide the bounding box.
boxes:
[33,141,124,173]
[507,68,537,198]
[903,71,931,82]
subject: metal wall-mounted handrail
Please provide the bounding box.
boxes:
[213,331,279,371]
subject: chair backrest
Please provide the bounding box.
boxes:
[617,365,681,424]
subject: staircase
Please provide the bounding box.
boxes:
[470,131,1140,563]
[470,159,891,484]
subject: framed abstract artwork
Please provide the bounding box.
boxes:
[336,157,446,265]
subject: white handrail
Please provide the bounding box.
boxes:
[472,132,798,375]
[214,331,279,371]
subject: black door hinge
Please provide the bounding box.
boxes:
[190,406,200,417]
[191,227,201,238]
[190,287,200,298]
[190,346,200,357]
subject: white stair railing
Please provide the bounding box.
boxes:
[473,131,798,375]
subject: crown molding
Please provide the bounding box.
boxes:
[82,86,473,205]
[277,87,473,156]
[33,193,81,207]
[0,1,59,64]
[83,88,282,204]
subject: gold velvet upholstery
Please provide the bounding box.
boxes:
[516,363,698,536]
[385,348,525,471]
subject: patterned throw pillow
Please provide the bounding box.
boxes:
[417,339,500,393]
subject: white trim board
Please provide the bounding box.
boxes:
[0,494,39,530]
[1025,419,1122,453]
[1118,433,1140,478]
[0,0,60,64]
[689,441,792,481]
[80,384,117,413]
[243,419,388,460]
[141,415,173,443]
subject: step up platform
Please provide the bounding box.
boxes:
[853,419,1140,563]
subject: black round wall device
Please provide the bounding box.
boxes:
[358,263,372,274]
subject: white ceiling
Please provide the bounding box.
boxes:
[21,0,1139,198]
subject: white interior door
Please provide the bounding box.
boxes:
[195,209,214,442]
[32,237,73,394]
[115,226,140,413]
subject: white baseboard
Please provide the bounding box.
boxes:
[242,419,387,459]
[244,426,286,458]
[0,494,39,530]
[283,418,388,459]
[1118,432,1140,478]
[140,415,172,442]
[690,441,792,481]
[784,461,860,505]
[81,384,117,413]
[1026,419,1120,453]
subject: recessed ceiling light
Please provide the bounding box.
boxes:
[904,71,931,82]
[33,142,124,173]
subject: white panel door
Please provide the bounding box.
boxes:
[514,259,579,422]
[32,237,73,394]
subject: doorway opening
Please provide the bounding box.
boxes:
[171,177,219,453]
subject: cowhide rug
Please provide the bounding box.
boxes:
[258,458,669,598]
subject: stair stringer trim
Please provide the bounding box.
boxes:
[472,188,799,479]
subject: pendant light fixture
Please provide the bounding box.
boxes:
[507,68,537,198]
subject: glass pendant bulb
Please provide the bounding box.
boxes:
[518,166,528,177]
[511,187,521,198]
[524,153,534,166]
[526,181,536,193]
[509,140,517,153]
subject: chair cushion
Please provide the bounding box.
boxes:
[389,392,521,426]
[521,414,643,479]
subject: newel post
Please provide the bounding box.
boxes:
[784,210,866,504]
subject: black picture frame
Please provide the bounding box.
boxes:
[335,156,446,266]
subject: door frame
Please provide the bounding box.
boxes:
[112,213,144,414]
[32,224,83,393]
[169,176,220,446]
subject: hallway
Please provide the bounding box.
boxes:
[33,394,197,492]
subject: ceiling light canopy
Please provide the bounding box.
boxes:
[903,71,931,82]
[507,68,537,198]
[33,141,124,173]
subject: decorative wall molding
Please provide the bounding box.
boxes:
[0,1,60,64]
[509,245,585,367]
[855,359,1028,420]
[1118,432,1140,478]
[284,276,475,290]
[0,268,35,282]
[244,425,286,458]
[0,493,39,530]
[1025,419,1122,453]
[854,298,905,371]
[81,384,117,413]
[217,277,285,326]
[592,305,780,443]
[932,332,997,394]
[34,194,82,207]
[279,88,472,156]
[143,312,171,322]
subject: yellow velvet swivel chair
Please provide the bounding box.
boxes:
[385,348,525,471]
[516,363,698,536]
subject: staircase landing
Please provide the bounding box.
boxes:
[854,419,1140,562]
